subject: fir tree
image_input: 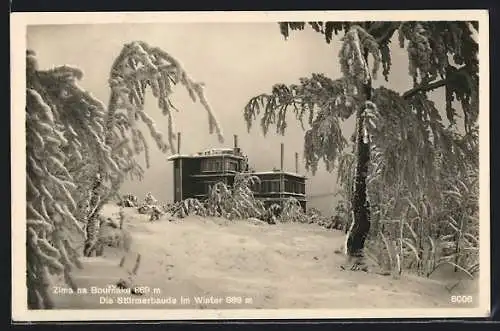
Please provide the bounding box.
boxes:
[244,21,479,269]
[25,42,224,308]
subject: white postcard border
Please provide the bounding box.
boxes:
[11,10,491,321]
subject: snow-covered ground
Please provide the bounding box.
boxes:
[51,204,478,310]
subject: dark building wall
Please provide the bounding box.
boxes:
[251,173,281,193]
[251,172,307,212]
[251,173,306,195]
[172,156,307,212]
[283,173,306,195]
[173,159,182,202]
[181,158,202,199]
[174,155,245,201]
[197,175,230,196]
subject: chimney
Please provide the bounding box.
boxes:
[280,143,284,171]
[233,134,240,155]
[295,152,299,174]
[177,132,181,154]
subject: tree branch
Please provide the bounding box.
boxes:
[402,78,448,99]
[402,65,471,100]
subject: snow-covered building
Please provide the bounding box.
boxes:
[167,135,307,211]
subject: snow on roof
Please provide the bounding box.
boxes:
[166,149,306,179]
[167,148,245,161]
[251,171,307,179]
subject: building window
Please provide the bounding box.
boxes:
[260,181,268,193]
[204,182,216,194]
[215,160,222,172]
[294,182,304,194]
[227,160,238,172]
[202,159,225,172]
[283,179,305,194]
[271,181,280,192]
[260,180,280,193]
[201,159,209,172]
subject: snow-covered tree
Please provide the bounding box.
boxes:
[244,21,479,269]
[25,41,224,308]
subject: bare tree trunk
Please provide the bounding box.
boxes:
[83,175,103,257]
[346,81,372,261]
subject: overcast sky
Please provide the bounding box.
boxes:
[27,23,441,214]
